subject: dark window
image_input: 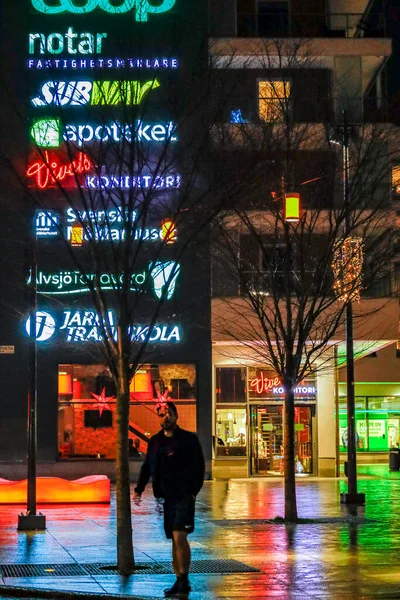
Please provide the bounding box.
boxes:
[84,410,113,429]
[258,1,289,37]
[216,368,247,403]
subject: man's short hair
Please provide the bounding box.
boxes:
[156,400,178,417]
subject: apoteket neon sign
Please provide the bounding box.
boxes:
[31,0,176,22]
[26,151,93,189]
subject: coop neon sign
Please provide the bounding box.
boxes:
[25,310,181,344]
[31,79,160,107]
[26,152,93,189]
[31,119,178,148]
[31,0,176,22]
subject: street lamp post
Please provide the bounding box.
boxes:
[339,112,365,506]
[18,211,46,530]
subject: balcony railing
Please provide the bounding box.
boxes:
[212,271,395,300]
[234,12,386,40]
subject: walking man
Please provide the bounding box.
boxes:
[133,401,205,597]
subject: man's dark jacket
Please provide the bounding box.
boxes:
[134,426,205,499]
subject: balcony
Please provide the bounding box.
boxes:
[209,4,387,40]
[234,12,386,40]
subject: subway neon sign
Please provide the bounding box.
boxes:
[31,79,160,107]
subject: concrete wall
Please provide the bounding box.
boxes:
[339,343,400,383]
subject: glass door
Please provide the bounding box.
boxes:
[294,406,313,474]
[250,405,283,475]
[250,404,314,475]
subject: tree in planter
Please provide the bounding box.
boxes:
[211,55,399,520]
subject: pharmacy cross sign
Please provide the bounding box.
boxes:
[31,0,176,22]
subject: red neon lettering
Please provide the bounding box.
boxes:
[26,151,93,189]
[250,372,281,394]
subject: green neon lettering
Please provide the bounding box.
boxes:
[31,0,176,22]
[91,79,160,106]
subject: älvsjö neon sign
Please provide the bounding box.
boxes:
[249,372,316,396]
[25,310,181,344]
[31,79,160,107]
[31,261,180,299]
[31,0,176,22]
[36,209,177,244]
[27,151,93,189]
[31,118,178,148]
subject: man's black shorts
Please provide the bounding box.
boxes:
[163,494,195,540]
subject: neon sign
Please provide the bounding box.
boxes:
[85,173,181,190]
[27,57,179,70]
[35,209,178,244]
[31,0,176,22]
[249,372,316,397]
[31,79,160,107]
[31,119,178,147]
[31,261,180,298]
[25,310,181,344]
[29,29,107,55]
[250,373,280,395]
[26,152,93,189]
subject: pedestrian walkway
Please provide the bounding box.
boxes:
[0,467,399,599]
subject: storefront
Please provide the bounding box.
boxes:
[338,382,400,459]
[214,366,317,477]
[58,362,197,460]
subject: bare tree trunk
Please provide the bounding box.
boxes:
[283,386,298,522]
[115,353,135,574]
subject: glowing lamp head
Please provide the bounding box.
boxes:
[284,193,300,222]
[161,219,176,244]
[70,225,83,247]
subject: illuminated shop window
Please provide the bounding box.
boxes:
[392,165,400,195]
[58,363,196,460]
[258,80,291,122]
[339,396,400,452]
[215,408,247,456]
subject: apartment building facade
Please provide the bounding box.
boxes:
[209,0,400,478]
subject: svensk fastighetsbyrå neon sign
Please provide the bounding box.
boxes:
[31,0,176,22]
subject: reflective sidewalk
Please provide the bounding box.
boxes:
[0,466,399,599]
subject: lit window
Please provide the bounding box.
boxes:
[392,166,400,194]
[258,80,291,122]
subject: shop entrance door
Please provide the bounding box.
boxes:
[250,404,314,475]
[250,405,283,475]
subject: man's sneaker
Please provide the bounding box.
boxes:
[164,578,191,596]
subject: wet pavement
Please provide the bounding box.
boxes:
[0,465,398,599]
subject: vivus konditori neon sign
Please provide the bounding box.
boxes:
[31,0,176,22]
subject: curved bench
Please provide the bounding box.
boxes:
[0,475,110,504]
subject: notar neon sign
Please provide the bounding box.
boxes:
[29,29,107,55]
[31,0,176,22]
